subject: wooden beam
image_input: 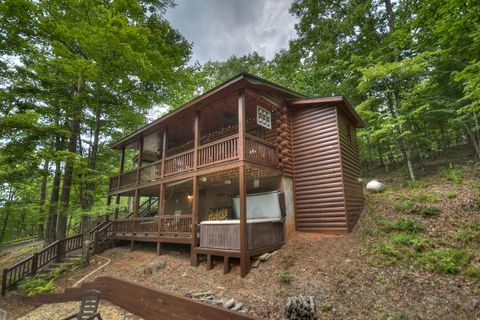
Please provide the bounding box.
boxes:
[114,194,120,219]
[191,175,199,266]
[157,183,164,256]
[239,165,249,277]
[193,111,200,170]
[161,129,167,179]
[238,90,246,161]
[136,137,144,184]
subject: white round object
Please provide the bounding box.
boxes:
[366,179,385,192]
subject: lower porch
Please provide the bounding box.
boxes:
[105,166,287,275]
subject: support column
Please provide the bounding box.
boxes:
[238,90,246,161]
[157,183,164,256]
[191,175,199,266]
[131,188,140,251]
[114,147,125,219]
[136,137,144,184]
[239,165,249,277]
[161,129,167,178]
[193,111,200,170]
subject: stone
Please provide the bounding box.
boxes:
[231,303,243,311]
[258,253,272,261]
[223,298,235,309]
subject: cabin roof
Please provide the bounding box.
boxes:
[110,73,364,149]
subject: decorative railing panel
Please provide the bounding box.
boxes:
[109,177,119,191]
[164,150,194,176]
[133,217,158,233]
[198,134,238,167]
[245,134,277,167]
[119,169,137,188]
[159,215,192,237]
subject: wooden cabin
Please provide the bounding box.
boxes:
[106,73,365,277]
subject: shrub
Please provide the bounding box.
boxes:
[422,249,469,274]
[464,266,480,280]
[51,264,68,279]
[18,277,55,296]
[415,193,439,203]
[440,168,463,186]
[386,218,424,234]
[407,180,423,189]
[277,268,292,284]
[456,230,473,244]
[418,206,441,218]
[320,300,332,312]
[377,242,401,261]
[391,234,427,251]
[447,192,457,199]
[393,200,414,212]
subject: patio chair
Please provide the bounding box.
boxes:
[63,289,102,320]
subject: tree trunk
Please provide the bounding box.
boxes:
[57,74,84,240]
[38,159,49,240]
[0,190,15,242]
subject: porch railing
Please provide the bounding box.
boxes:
[198,134,238,167]
[245,134,277,166]
[133,217,158,233]
[111,219,133,234]
[159,214,192,238]
[164,150,194,176]
[1,234,83,296]
[109,132,280,192]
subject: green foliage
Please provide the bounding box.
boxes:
[18,277,55,296]
[277,268,292,284]
[421,249,469,274]
[319,300,332,312]
[376,242,401,263]
[440,168,463,186]
[465,266,480,281]
[418,206,441,218]
[407,180,423,190]
[386,218,424,234]
[394,200,414,212]
[390,233,427,251]
[447,192,457,199]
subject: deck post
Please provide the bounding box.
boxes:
[157,182,164,256]
[191,175,199,266]
[131,188,140,251]
[136,137,144,184]
[238,89,249,277]
[114,147,125,219]
[239,165,249,277]
[161,129,167,179]
[193,111,200,170]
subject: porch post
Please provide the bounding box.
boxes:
[190,175,199,266]
[157,182,164,255]
[131,188,139,251]
[239,165,248,277]
[136,137,144,184]
[238,90,246,161]
[193,111,200,170]
[238,90,249,277]
[161,129,167,178]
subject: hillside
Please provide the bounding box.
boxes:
[3,147,480,320]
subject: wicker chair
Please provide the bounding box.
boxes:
[63,289,102,320]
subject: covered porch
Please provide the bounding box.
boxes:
[106,165,286,276]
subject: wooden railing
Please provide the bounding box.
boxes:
[133,217,158,233]
[245,134,278,166]
[198,134,238,167]
[159,215,192,237]
[108,133,280,193]
[164,150,194,176]
[2,234,84,296]
[119,169,137,188]
[111,219,133,234]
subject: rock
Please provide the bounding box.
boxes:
[258,253,272,261]
[150,260,167,271]
[223,298,235,309]
[231,303,243,311]
[192,291,213,298]
[184,292,192,298]
[366,179,385,192]
[251,260,261,268]
[467,298,480,311]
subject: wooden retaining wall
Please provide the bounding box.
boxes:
[21,276,254,320]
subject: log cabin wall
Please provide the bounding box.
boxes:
[337,109,364,231]
[291,105,349,233]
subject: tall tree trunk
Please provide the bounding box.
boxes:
[0,190,15,242]
[38,159,49,240]
[57,74,84,240]
[46,134,62,244]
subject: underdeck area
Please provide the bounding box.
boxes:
[106,166,286,273]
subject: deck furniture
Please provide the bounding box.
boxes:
[63,289,102,320]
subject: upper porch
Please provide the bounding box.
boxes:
[108,82,295,195]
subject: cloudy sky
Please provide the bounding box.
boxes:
[165,0,298,64]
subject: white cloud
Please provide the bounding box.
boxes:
[165,0,298,63]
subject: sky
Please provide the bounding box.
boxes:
[165,0,299,64]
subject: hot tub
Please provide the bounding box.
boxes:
[199,218,283,250]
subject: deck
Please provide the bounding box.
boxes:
[108,133,278,194]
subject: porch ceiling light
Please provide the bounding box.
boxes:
[224,179,232,185]
[200,176,207,182]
